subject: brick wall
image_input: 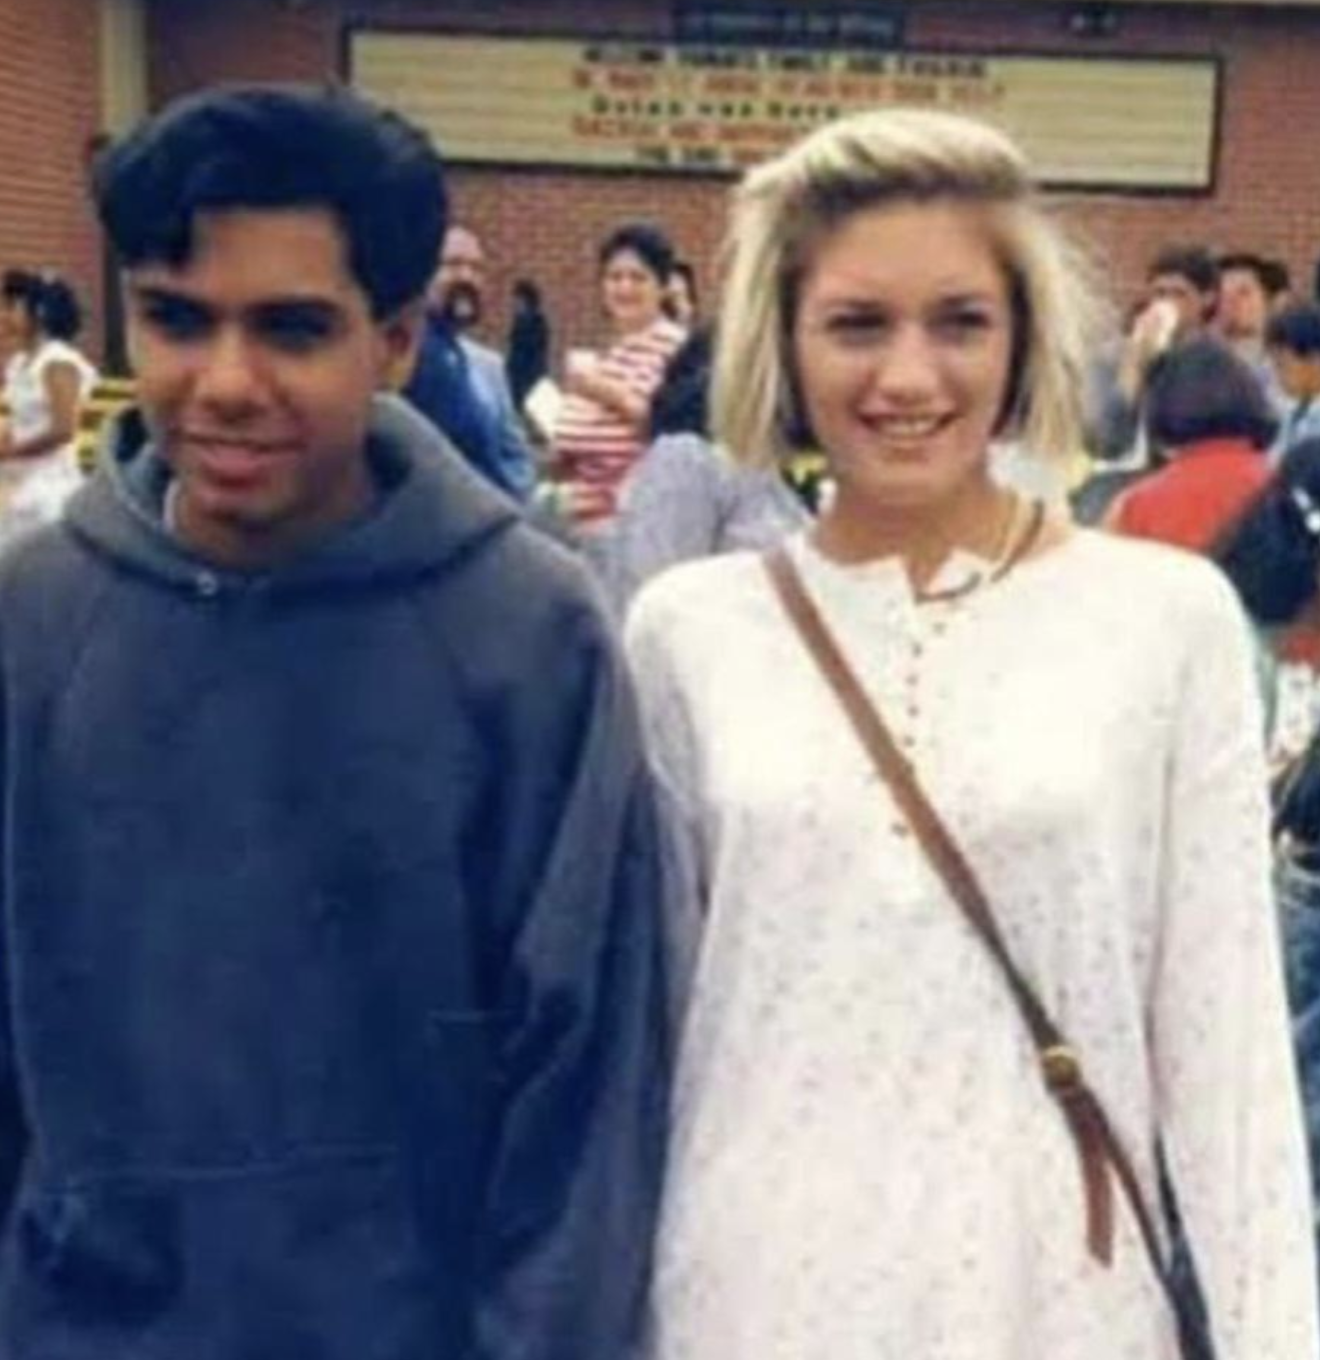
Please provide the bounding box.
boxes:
[146,0,1320,360]
[0,0,104,361]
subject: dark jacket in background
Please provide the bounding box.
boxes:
[0,397,669,1360]
[403,315,527,502]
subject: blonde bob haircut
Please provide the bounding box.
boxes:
[713,107,1100,468]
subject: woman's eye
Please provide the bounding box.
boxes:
[933,309,995,340]
[827,313,888,343]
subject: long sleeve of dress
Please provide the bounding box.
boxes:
[469,605,671,1360]
[1151,570,1320,1360]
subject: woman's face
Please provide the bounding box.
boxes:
[791,199,1016,515]
[601,248,665,335]
[0,295,35,348]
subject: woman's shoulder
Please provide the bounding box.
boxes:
[33,339,96,379]
[1047,527,1248,634]
[626,544,778,640]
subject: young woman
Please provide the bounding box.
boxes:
[0,269,98,536]
[627,109,1316,1359]
[551,222,686,536]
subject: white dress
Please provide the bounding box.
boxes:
[625,528,1318,1360]
[1,338,97,534]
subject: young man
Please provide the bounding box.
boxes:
[1086,244,1218,464]
[0,84,668,1359]
[1268,300,1320,452]
[1217,250,1288,412]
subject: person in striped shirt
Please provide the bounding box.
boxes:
[551,222,686,535]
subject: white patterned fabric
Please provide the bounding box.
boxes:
[626,528,1317,1360]
[1,338,97,534]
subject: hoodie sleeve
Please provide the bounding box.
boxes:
[468,586,670,1360]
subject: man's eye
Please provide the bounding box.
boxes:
[260,313,334,351]
[141,302,210,341]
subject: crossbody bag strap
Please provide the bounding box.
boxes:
[762,543,1174,1295]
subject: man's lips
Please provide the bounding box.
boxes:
[179,434,296,485]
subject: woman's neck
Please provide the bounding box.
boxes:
[813,475,1015,590]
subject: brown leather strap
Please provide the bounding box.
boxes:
[763,543,1176,1298]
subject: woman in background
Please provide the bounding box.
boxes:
[551,222,686,540]
[0,269,98,537]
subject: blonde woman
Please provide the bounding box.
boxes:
[627,109,1316,1360]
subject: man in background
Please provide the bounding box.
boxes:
[426,223,535,499]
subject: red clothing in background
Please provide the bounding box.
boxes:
[1106,437,1271,552]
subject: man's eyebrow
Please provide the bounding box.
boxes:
[249,298,342,318]
[129,284,211,309]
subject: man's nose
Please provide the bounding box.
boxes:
[193,331,266,413]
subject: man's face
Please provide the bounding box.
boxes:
[126,207,420,568]
[1147,271,1212,337]
[1217,266,1270,343]
[1269,346,1320,402]
[428,226,486,330]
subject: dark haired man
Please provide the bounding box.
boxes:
[1087,244,1219,464]
[405,223,535,500]
[0,84,667,1360]
[1268,300,1320,453]
[1216,251,1290,415]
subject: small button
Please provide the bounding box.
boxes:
[891,821,911,838]
[193,571,220,599]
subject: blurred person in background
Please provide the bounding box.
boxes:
[1105,335,1275,551]
[1086,243,1218,465]
[426,223,534,499]
[602,326,809,616]
[664,259,699,328]
[1266,301,1320,454]
[0,268,98,537]
[551,221,686,541]
[1217,251,1287,413]
[506,277,551,410]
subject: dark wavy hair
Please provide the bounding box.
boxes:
[1267,301,1320,357]
[91,83,446,319]
[1144,336,1277,453]
[1147,243,1218,297]
[1,268,83,340]
[1215,436,1320,625]
[597,221,675,285]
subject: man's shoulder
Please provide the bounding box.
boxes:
[436,513,610,640]
[459,336,504,370]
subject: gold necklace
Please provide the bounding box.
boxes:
[914,495,1045,605]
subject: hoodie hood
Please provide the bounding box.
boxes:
[63,395,521,594]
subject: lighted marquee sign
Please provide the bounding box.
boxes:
[348,32,1218,191]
